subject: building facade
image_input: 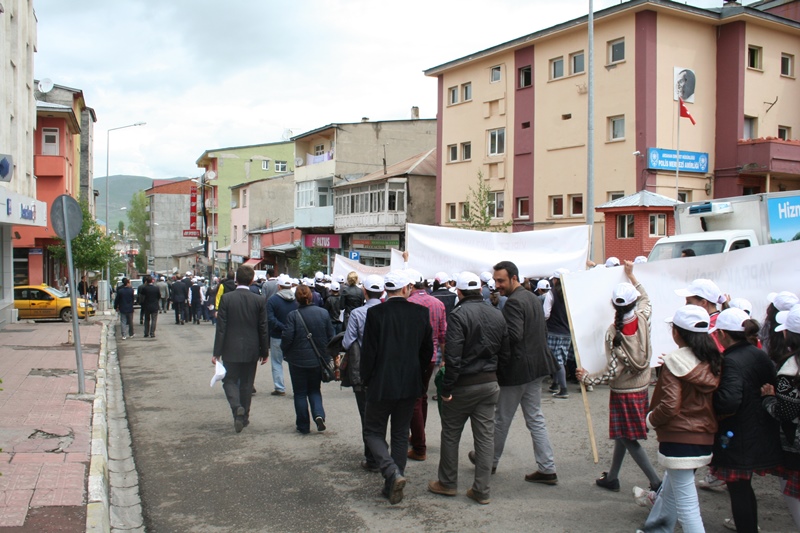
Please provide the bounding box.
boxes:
[146,179,200,274]
[425,0,800,259]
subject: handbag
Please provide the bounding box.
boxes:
[295,309,337,383]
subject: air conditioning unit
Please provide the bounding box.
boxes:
[688,202,733,216]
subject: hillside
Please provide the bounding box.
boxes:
[93,175,185,231]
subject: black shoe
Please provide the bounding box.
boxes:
[251,388,257,395]
[361,461,380,473]
[234,407,245,433]
[595,472,620,491]
[314,416,326,432]
[387,472,406,505]
[467,450,496,474]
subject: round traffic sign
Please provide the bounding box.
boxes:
[50,194,83,241]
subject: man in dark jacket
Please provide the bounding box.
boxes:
[171,275,188,325]
[428,272,509,505]
[360,270,434,505]
[189,279,203,324]
[139,275,161,338]
[212,265,269,433]
[491,260,559,485]
[267,275,298,396]
[114,278,136,339]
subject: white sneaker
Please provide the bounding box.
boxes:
[632,486,655,508]
[121,336,127,340]
[585,385,594,392]
[697,473,726,491]
[723,518,760,531]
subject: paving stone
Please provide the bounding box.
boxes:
[10,452,65,464]
[108,457,135,473]
[110,485,141,507]
[107,444,130,461]
[110,503,143,530]
[110,470,139,488]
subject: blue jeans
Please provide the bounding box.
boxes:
[269,337,285,392]
[288,364,324,433]
[643,468,705,533]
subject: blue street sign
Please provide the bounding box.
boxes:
[647,148,709,174]
[349,251,360,261]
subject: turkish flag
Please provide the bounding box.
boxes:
[679,98,696,125]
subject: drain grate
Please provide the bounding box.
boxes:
[28,368,96,378]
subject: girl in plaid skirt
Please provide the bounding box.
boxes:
[576,261,661,493]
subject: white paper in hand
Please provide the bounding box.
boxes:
[210,359,226,387]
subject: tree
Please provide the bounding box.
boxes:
[127,191,149,275]
[288,247,327,278]
[117,220,125,235]
[48,199,118,274]
[459,171,512,232]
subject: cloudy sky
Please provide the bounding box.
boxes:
[33,0,743,180]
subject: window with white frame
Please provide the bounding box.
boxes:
[490,65,501,83]
[569,194,583,217]
[261,159,269,171]
[550,195,564,217]
[314,144,325,156]
[609,191,625,201]
[488,192,504,219]
[779,125,791,141]
[519,66,532,88]
[649,213,666,236]
[448,144,458,162]
[447,203,456,221]
[743,116,757,140]
[233,226,238,243]
[608,38,625,64]
[609,115,625,141]
[275,160,288,172]
[296,181,314,208]
[242,189,248,208]
[42,127,59,156]
[748,45,762,70]
[571,51,585,74]
[461,142,471,161]
[448,86,458,105]
[782,53,795,77]
[488,128,505,156]
[617,214,635,238]
[550,57,564,80]
[517,197,530,219]
[318,183,332,207]
[387,183,406,212]
[462,83,472,101]
[677,190,690,203]
[460,202,470,219]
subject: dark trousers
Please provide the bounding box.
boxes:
[139,306,145,324]
[191,301,202,323]
[143,310,158,336]
[173,301,186,323]
[160,298,168,312]
[409,361,435,454]
[364,397,416,480]
[288,364,325,433]
[354,389,376,467]
[728,479,759,533]
[119,312,134,336]
[221,360,258,421]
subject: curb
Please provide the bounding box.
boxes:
[87,322,111,532]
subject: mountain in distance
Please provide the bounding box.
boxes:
[93,175,186,231]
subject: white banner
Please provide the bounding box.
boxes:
[332,254,390,283]
[404,223,590,279]
[564,240,800,374]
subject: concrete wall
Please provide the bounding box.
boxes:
[407,174,436,226]
[249,173,295,230]
[149,192,196,273]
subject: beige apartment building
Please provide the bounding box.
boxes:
[425,0,800,255]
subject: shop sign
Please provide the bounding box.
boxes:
[352,233,400,250]
[304,234,341,249]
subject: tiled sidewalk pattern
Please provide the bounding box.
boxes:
[0,321,100,527]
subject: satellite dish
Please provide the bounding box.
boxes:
[205,170,217,180]
[294,157,304,167]
[38,78,54,93]
[282,128,293,141]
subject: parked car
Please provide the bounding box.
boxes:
[13,284,95,322]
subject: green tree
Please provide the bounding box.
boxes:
[459,171,512,232]
[117,220,125,235]
[127,191,149,275]
[288,247,327,278]
[48,199,118,274]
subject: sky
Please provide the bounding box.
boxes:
[33,0,748,180]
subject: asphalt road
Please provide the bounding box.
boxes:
[116,314,794,533]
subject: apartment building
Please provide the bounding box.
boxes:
[425,0,800,257]
[146,179,199,274]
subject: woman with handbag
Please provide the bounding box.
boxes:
[281,285,335,434]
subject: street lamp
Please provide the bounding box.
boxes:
[105,122,145,290]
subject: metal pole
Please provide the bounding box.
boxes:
[63,204,85,395]
[586,0,595,261]
[676,103,681,200]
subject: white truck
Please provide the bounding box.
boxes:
[648,191,800,261]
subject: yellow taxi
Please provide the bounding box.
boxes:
[13,284,95,321]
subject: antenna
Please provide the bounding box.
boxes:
[294,157,304,167]
[38,78,54,93]
[282,128,293,141]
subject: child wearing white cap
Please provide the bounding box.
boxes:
[576,261,661,494]
[759,291,799,364]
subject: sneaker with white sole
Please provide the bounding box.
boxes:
[632,486,656,508]
[723,518,760,531]
[697,472,726,491]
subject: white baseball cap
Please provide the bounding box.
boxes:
[404,269,424,285]
[480,271,493,283]
[336,275,346,283]
[665,305,711,333]
[709,307,750,333]
[314,271,324,281]
[776,305,800,333]
[364,274,385,292]
[552,268,570,279]
[536,279,551,291]
[456,272,481,291]
[769,291,799,312]
[384,270,410,291]
[329,281,340,291]
[728,297,753,316]
[612,283,641,306]
[277,274,292,288]
[634,256,648,264]
[186,271,192,277]
[605,257,621,268]
[675,279,725,305]
[487,279,496,291]
[435,271,450,283]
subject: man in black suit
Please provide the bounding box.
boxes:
[212,264,269,433]
[361,270,433,504]
[139,275,161,338]
[171,275,188,325]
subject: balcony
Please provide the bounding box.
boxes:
[34,155,68,178]
[737,138,800,178]
[334,211,406,233]
[205,197,218,211]
[295,159,335,183]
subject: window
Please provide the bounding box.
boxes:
[462,83,472,101]
[617,214,635,238]
[781,53,794,77]
[42,127,59,156]
[677,190,690,203]
[448,86,458,105]
[448,144,458,162]
[318,185,331,208]
[242,225,247,237]
[447,203,456,221]
[519,66,531,88]
[609,115,625,141]
[649,214,667,236]
[460,202,470,219]
[388,184,405,212]
[517,197,530,219]
[490,66,501,83]
[296,181,314,208]
[550,195,564,217]
[570,194,583,217]
[488,192,504,219]
[275,160,288,172]
[233,226,238,243]
[314,144,325,156]
[779,126,791,141]
[242,189,247,208]
[550,57,564,80]
[609,38,625,63]
[488,128,505,156]
[609,191,625,201]
[461,142,471,161]
[748,46,762,70]
[743,116,757,140]
[571,51,585,74]
[261,159,269,171]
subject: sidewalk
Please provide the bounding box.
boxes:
[0,319,103,531]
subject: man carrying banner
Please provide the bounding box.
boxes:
[472,260,559,484]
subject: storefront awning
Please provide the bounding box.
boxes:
[263,241,301,253]
[243,258,262,267]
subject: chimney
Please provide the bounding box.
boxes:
[361,117,370,122]
[411,106,420,120]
